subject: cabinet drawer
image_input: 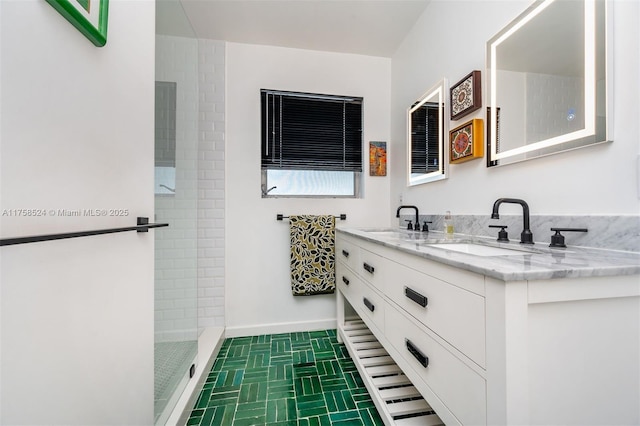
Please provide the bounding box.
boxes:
[336,261,359,300]
[359,248,387,291]
[337,265,384,334]
[336,237,360,272]
[386,307,487,426]
[358,238,485,297]
[383,262,486,367]
[357,282,385,332]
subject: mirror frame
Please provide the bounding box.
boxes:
[486,0,613,167]
[407,78,449,186]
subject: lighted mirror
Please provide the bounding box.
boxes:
[486,0,611,167]
[408,79,449,185]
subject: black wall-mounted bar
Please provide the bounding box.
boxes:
[276,213,347,221]
[0,217,168,247]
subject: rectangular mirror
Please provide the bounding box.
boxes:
[487,0,612,167]
[155,81,177,195]
[408,78,449,185]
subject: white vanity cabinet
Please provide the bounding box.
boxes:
[335,231,640,426]
[336,237,386,333]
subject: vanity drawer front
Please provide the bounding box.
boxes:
[384,263,486,367]
[336,237,360,272]
[337,262,384,333]
[336,261,360,300]
[359,248,387,291]
[356,282,385,333]
[386,307,487,426]
[358,238,485,297]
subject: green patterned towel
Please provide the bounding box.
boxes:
[289,215,336,296]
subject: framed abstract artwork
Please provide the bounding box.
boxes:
[450,70,481,120]
[46,0,109,47]
[449,119,484,164]
[369,141,387,176]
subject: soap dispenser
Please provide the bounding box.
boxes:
[444,211,454,237]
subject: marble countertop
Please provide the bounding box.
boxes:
[337,227,640,281]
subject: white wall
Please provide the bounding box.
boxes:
[0,0,155,424]
[391,0,640,217]
[225,43,391,336]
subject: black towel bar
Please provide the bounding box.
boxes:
[277,213,346,221]
[0,217,169,247]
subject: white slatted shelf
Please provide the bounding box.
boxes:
[360,355,395,368]
[350,334,380,343]
[395,413,445,426]
[357,348,389,358]
[353,341,384,350]
[387,400,432,417]
[343,321,367,331]
[339,319,444,426]
[378,386,422,402]
[365,364,404,376]
[372,374,412,389]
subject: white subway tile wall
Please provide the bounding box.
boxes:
[155,35,200,342]
[155,37,227,339]
[197,39,226,329]
[526,73,584,143]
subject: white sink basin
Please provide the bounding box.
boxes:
[425,242,533,257]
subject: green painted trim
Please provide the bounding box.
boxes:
[45,0,109,47]
[76,0,89,12]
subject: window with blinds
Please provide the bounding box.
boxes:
[261,89,363,197]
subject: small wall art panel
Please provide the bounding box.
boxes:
[450,118,484,164]
[450,70,481,120]
[369,141,387,176]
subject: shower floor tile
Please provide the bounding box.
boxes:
[155,340,198,422]
[187,329,383,426]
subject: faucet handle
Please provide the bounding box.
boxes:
[405,220,413,230]
[422,221,432,232]
[549,228,588,248]
[489,225,509,242]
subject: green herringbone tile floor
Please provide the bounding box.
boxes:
[187,329,384,426]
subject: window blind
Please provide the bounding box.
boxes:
[261,90,363,172]
[411,102,440,174]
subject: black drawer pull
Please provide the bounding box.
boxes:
[363,297,375,312]
[342,276,350,286]
[406,339,429,368]
[405,286,428,307]
[363,262,375,274]
[342,249,350,258]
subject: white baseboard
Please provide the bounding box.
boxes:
[164,326,225,426]
[225,318,337,338]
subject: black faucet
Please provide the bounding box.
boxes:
[396,205,420,231]
[491,198,534,244]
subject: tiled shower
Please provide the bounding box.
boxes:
[154,31,199,422]
[154,3,226,421]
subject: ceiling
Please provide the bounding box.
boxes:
[156,0,432,57]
